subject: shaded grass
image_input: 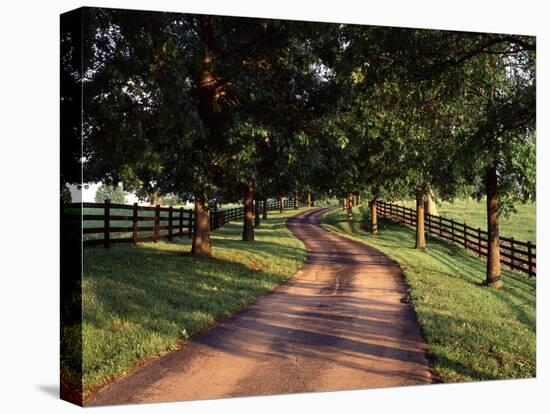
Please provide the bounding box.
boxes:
[66,207,309,397]
[399,198,536,242]
[321,205,535,383]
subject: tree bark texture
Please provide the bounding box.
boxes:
[370,200,378,234]
[242,181,255,241]
[262,198,268,220]
[294,192,299,209]
[415,188,426,250]
[197,21,221,138]
[342,198,346,211]
[347,193,353,221]
[191,197,213,258]
[423,184,439,216]
[355,194,360,206]
[279,195,284,213]
[485,165,503,288]
[307,191,311,207]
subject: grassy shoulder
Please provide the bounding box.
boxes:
[70,207,310,398]
[321,205,535,383]
[399,198,536,242]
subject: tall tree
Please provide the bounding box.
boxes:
[94,183,126,204]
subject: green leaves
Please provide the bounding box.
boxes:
[94,183,126,204]
[69,9,535,209]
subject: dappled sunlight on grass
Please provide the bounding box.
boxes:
[321,206,535,383]
[73,207,310,395]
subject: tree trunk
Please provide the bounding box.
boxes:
[191,197,212,258]
[242,181,254,241]
[370,200,377,234]
[262,197,268,220]
[279,195,284,213]
[486,165,503,288]
[347,193,353,221]
[424,184,439,216]
[254,200,261,228]
[355,194,360,206]
[307,191,311,207]
[342,198,346,211]
[294,192,299,209]
[197,27,221,136]
[311,193,315,207]
[148,191,162,206]
[415,188,426,250]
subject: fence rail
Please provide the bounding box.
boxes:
[66,197,297,247]
[376,201,536,277]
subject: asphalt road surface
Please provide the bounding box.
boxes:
[88,207,431,406]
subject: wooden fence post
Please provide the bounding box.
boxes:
[179,207,184,237]
[104,199,110,248]
[527,241,533,277]
[450,219,455,243]
[478,227,482,257]
[154,204,160,242]
[426,213,430,233]
[211,210,215,229]
[510,237,515,270]
[463,222,467,249]
[188,209,193,238]
[132,202,138,245]
[168,206,173,241]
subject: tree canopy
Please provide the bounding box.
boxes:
[61,7,535,281]
[94,183,126,204]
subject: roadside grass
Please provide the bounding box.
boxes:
[321,205,535,383]
[399,198,536,242]
[68,207,309,398]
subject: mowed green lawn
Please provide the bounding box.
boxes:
[70,207,309,397]
[399,198,536,242]
[322,205,535,383]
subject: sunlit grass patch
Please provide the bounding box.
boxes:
[63,207,309,397]
[321,206,535,383]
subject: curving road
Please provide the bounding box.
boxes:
[88,207,431,406]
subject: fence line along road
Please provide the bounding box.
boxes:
[376,201,536,278]
[65,198,297,248]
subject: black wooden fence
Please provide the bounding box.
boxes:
[71,197,297,247]
[210,198,295,229]
[376,201,536,277]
